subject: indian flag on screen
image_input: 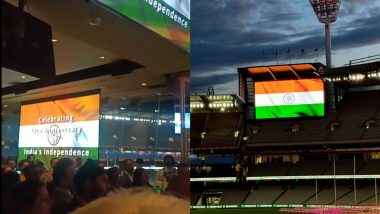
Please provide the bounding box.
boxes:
[255,78,325,119]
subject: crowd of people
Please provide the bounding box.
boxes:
[1,154,189,214]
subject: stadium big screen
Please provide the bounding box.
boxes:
[18,91,100,169]
[95,0,190,51]
[255,78,325,119]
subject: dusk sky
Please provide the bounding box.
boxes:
[191,0,380,94]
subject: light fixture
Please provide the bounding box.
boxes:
[364,119,376,129]
[99,56,105,59]
[52,39,58,42]
[141,83,147,86]
[234,130,239,138]
[87,15,102,26]
[120,107,126,110]
[21,75,26,79]
[3,105,7,108]
[200,131,206,139]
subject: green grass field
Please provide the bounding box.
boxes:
[191,208,280,214]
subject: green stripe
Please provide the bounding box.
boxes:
[255,103,324,119]
[97,0,190,51]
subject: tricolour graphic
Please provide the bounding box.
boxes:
[255,78,325,119]
[18,93,100,168]
[96,0,190,51]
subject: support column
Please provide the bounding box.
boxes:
[325,23,332,68]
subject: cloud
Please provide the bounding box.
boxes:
[191,73,237,93]
[191,0,380,93]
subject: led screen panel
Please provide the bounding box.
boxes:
[254,78,325,119]
[96,0,190,51]
[18,93,100,169]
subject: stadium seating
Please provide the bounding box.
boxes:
[244,183,284,204]
[290,112,336,142]
[337,184,378,205]
[288,160,330,176]
[328,91,380,141]
[251,121,292,143]
[275,184,316,204]
[220,187,248,205]
[323,159,365,175]
[250,90,380,144]
[249,162,292,176]
[191,112,244,148]
[305,184,352,205]
[191,190,202,205]
[357,159,380,175]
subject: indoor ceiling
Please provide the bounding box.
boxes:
[2,0,189,115]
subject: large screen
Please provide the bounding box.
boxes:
[18,93,100,169]
[95,0,190,51]
[255,78,325,119]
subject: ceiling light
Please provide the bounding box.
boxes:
[120,107,126,110]
[99,56,105,59]
[52,39,58,42]
[88,16,102,26]
[21,75,26,79]
[141,83,147,86]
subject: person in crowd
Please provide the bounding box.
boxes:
[136,158,144,169]
[22,164,42,182]
[3,180,52,214]
[165,163,190,200]
[18,159,30,182]
[35,161,50,184]
[67,159,111,212]
[156,155,177,192]
[241,155,249,183]
[1,171,20,204]
[4,158,16,173]
[132,168,152,187]
[235,158,242,182]
[27,154,36,164]
[120,159,135,188]
[42,157,59,184]
[107,167,122,189]
[48,158,76,214]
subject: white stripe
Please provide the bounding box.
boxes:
[19,120,99,148]
[255,91,324,107]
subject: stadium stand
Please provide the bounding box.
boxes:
[220,186,248,205]
[202,113,243,147]
[288,160,330,176]
[327,90,380,141]
[305,184,352,205]
[290,112,337,142]
[249,90,380,144]
[249,162,292,176]
[337,184,378,205]
[275,184,316,204]
[191,190,202,205]
[244,183,284,204]
[323,159,365,175]
[357,159,380,175]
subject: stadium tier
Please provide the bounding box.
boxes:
[190,62,380,208]
[250,90,380,144]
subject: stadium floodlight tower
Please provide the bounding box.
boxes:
[309,0,341,68]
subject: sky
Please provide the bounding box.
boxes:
[191,0,380,94]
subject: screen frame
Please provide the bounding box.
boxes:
[253,78,327,121]
[18,89,101,166]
